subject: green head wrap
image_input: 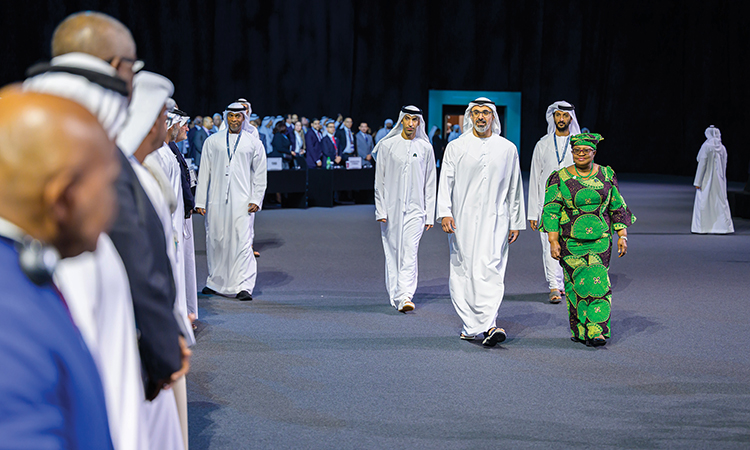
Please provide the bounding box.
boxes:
[571,133,604,150]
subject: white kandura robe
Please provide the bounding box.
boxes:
[528,133,574,291]
[195,130,267,295]
[55,234,148,450]
[374,135,437,307]
[437,133,526,336]
[150,144,198,319]
[692,137,734,234]
[142,151,195,346]
[131,157,191,450]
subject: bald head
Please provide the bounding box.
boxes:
[0,88,119,258]
[52,11,137,91]
[52,11,134,59]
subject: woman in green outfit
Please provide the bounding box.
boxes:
[540,133,635,347]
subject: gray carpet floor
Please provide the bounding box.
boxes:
[187,174,750,449]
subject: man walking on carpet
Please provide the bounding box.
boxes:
[195,102,267,301]
[437,97,525,347]
[374,106,436,313]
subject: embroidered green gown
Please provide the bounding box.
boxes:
[540,165,635,342]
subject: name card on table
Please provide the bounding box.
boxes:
[267,157,283,171]
[346,157,362,170]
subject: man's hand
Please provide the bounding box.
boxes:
[508,230,519,244]
[248,203,259,213]
[425,224,433,230]
[195,207,206,216]
[441,217,456,234]
[170,336,192,383]
[377,218,387,223]
[365,155,372,161]
[529,220,538,231]
[316,160,322,167]
[695,186,701,190]
[334,156,342,164]
[291,151,297,156]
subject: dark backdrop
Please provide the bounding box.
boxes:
[3,1,748,180]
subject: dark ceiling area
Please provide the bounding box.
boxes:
[2,1,747,180]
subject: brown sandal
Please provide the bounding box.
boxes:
[548,289,562,304]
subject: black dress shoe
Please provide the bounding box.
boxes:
[236,290,253,301]
[201,286,216,295]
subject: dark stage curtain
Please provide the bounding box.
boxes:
[2,1,747,180]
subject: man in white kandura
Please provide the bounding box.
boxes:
[195,102,267,301]
[691,125,734,234]
[374,106,437,313]
[118,71,194,450]
[528,101,580,303]
[437,97,525,347]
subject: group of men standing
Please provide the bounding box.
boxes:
[374,98,586,347]
[301,116,375,168]
[0,10,267,450]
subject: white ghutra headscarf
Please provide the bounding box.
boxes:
[116,71,174,157]
[545,100,581,136]
[23,52,130,140]
[372,105,428,161]
[219,98,259,139]
[462,97,502,136]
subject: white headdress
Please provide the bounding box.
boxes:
[372,106,428,160]
[23,52,130,140]
[545,100,581,136]
[220,98,259,138]
[698,125,726,161]
[166,100,190,129]
[376,105,429,144]
[116,71,174,156]
[463,97,502,136]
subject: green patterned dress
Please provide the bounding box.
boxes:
[540,165,635,342]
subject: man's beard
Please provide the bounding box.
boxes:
[556,122,569,132]
[229,124,241,133]
[474,121,488,133]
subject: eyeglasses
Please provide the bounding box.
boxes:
[471,109,493,117]
[107,56,145,74]
[571,148,593,155]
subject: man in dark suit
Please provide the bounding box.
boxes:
[320,120,342,167]
[334,117,357,163]
[188,116,209,167]
[305,118,325,168]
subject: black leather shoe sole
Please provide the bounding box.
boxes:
[236,291,253,301]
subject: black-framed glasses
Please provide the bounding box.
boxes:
[471,109,492,117]
[571,148,593,155]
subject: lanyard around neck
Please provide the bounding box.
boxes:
[553,134,569,166]
[226,130,242,163]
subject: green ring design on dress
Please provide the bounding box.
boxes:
[572,264,610,298]
[574,188,601,213]
[586,298,611,323]
[563,255,587,270]
[571,214,606,240]
[579,177,604,190]
[545,183,560,204]
[567,237,609,256]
